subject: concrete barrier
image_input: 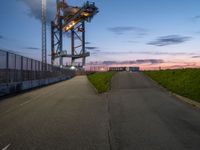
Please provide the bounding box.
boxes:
[0,76,72,97]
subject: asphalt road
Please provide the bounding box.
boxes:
[0,76,110,150]
[0,72,200,150]
[108,72,200,150]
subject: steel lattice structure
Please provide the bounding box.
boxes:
[51,0,98,68]
[42,0,47,70]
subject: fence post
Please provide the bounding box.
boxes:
[26,58,28,81]
[6,52,9,83]
[34,61,36,80]
[21,56,23,82]
[31,59,33,80]
[14,54,16,82]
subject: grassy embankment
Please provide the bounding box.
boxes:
[144,68,200,102]
[88,72,115,93]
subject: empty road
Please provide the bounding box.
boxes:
[0,77,109,150]
[108,72,200,150]
[0,72,200,150]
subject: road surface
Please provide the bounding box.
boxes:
[0,72,200,150]
[108,72,200,150]
[0,76,109,150]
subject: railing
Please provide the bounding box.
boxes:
[0,49,74,84]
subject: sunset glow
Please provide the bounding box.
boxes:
[0,0,200,70]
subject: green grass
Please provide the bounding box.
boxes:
[88,72,115,93]
[144,68,200,102]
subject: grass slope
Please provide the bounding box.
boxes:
[88,72,115,93]
[144,69,200,102]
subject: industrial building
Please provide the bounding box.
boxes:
[109,66,140,72]
[128,67,140,72]
[109,67,126,72]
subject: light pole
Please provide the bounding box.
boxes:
[42,0,47,71]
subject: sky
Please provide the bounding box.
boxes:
[0,0,200,69]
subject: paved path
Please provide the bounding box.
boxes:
[108,72,200,150]
[0,72,200,150]
[0,76,109,150]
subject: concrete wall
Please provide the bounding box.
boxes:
[0,76,72,97]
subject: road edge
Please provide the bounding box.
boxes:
[86,75,99,95]
[142,72,200,109]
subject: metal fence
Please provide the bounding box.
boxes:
[0,49,74,84]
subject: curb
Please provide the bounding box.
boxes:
[142,72,200,109]
[172,93,200,109]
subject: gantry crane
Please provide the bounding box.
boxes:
[51,0,98,68]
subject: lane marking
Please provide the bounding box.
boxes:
[19,100,32,106]
[0,82,68,118]
[1,144,11,150]
[0,89,58,118]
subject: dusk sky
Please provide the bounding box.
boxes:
[0,0,200,69]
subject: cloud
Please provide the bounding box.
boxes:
[85,42,91,45]
[135,59,164,64]
[97,51,132,55]
[194,15,200,19]
[86,47,101,54]
[17,0,55,24]
[191,15,200,22]
[86,46,98,50]
[0,48,30,55]
[108,26,147,36]
[96,50,196,56]
[191,55,200,58]
[135,51,196,56]
[0,35,5,40]
[88,59,164,65]
[25,47,40,50]
[148,35,191,46]
[196,31,200,34]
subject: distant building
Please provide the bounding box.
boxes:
[128,67,140,72]
[109,67,126,71]
[88,66,109,72]
[109,66,140,72]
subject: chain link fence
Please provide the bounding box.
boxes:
[0,49,74,84]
